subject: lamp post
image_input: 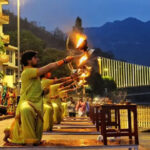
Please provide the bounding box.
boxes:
[17,0,21,95]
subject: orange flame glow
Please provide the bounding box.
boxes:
[86,66,92,71]
[78,79,86,86]
[80,73,86,78]
[78,80,84,86]
[76,37,85,48]
[80,72,90,78]
[79,54,88,66]
[76,34,87,48]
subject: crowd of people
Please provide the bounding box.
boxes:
[0,87,17,116]
[2,50,91,146]
[67,97,90,117]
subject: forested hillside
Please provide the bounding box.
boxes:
[85,18,150,66]
[3,10,113,78]
[4,10,66,50]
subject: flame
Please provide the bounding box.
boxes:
[77,69,82,73]
[80,72,90,78]
[80,73,86,78]
[79,54,88,66]
[76,34,87,48]
[78,79,86,86]
[78,80,84,86]
[76,37,85,48]
[86,66,92,70]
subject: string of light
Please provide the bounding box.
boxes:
[98,57,150,88]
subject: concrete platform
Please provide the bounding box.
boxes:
[0,115,14,121]
[0,117,148,150]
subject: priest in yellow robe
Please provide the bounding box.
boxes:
[4,50,74,145]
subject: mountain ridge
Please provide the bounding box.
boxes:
[84,17,150,66]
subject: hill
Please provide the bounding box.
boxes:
[84,17,150,66]
[2,11,115,77]
[3,10,66,50]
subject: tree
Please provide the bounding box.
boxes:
[102,76,117,93]
[52,27,66,49]
[7,30,46,55]
[87,68,117,96]
[0,37,6,54]
[53,27,66,41]
[40,48,70,77]
[4,10,66,50]
[0,38,6,79]
[87,70,104,95]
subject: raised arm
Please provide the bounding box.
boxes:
[53,73,78,84]
[50,95,59,99]
[65,87,77,93]
[59,82,76,91]
[59,79,74,88]
[37,56,73,77]
[53,76,72,84]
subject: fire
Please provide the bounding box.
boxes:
[87,66,92,71]
[78,54,88,66]
[78,80,84,86]
[80,72,90,78]
[80,73,86,78]
[78,79,86,86]
[76,34,87,49]
[77,69,82,73]
[76,37,85,48]
[84,65,92,71]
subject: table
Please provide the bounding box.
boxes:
[90,104,139,146]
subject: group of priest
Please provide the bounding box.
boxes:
[3,50,80,145]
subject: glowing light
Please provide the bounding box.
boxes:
[85,65,92,71]
[103,68,108,72]
[87,66,92,70]
[97,57,102,74]
[98,56,150,88]
[78,69,81,71]
[76,37,85,48]
[78,80,84,86]
[78,79,87,86]
[76,34,87,49]
[80,72,90,78]
[78,54,88,66]
[80,73,86,78]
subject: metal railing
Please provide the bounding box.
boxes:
[119,105,150,129]
[98,57,150,88]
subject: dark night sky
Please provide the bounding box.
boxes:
[4,0,150,31]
